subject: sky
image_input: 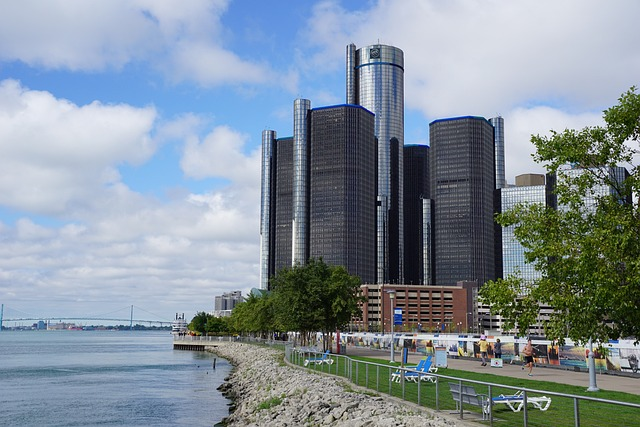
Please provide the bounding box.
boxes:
[0,0,638,324]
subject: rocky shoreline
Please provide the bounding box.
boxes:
[209,342,473,427]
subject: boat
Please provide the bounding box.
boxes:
[172,313,188,334]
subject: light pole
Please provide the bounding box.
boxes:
[388,290,396,363]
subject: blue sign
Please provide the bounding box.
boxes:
[393,308,403,326]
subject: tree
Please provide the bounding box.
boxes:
[271,258,364,348]
[189,311,212,335]
[480,87,640,344]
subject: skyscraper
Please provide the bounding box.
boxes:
[259,101,377,288]
[309,105,377,283]
[346,43,404,284]
[429,116,496,286]
[489,116,506,189]
[403,145,431,284]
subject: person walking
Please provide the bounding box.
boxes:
[522,338,534,376]
[479,336,489,366]
[494,338,502,359]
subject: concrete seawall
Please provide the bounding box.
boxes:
[202,341,471,427]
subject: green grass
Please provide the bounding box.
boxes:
[256,395,284,411]
[296,353,640,427]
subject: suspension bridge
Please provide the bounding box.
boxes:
[0,304,175,330]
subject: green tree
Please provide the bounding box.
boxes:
[188,311,212,335]
[480,87,640,344]
[271,258,364,349]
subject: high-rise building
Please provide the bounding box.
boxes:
[429,116,496,287]
[489,116,506,189]
[501,174,556,282]
[347,43,404,284]
[214,291,244,316]
[403,145,432,284]
[260,132,294,289]
[309,105,377,283]
[260,101,377,288]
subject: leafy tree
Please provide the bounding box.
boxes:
[189,311,212,335]
[271,258,364,349]
[480,87,640,344]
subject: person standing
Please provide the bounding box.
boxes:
[494,338,502,359]
[479,336,489,366]
[522,338,534,376]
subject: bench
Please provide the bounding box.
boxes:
[448,382,490,420]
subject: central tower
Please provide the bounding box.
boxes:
[347,43,404,284]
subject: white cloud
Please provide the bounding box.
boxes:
[180,124,261,186]
[0,0,275,87]
[305,0,640,117]
[0,79,157,215]
[503,106,603,183]
[0,79,260,318]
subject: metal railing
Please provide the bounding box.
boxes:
[288,346,640,427]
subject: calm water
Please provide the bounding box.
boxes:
[0,331,232,427]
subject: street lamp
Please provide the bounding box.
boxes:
[388,290,396,363]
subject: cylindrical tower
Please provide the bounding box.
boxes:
[349,44,404,283]
[490,116,506,189]
[292,98,311,266]
[346,43,357,105]
[260,129,277,289]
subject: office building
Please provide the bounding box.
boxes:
[429,116,496,287]
[214,291,243,317]
[347,43,404,284]
[403,145,432,285]
[309,104,377,283]
[489,116,506,189]
[260,101,377,288]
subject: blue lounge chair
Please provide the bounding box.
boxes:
[391,358,426,382]
[405,355,438,382]
[303,350,334,366]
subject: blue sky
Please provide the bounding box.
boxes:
[0,0,638,324]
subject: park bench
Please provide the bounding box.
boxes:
[448,382,489,420]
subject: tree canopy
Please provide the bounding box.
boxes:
[227,258,364,347]
[480,87,640,344]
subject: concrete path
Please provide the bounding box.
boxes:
[344,346,640,395]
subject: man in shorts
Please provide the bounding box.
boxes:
[522,338,534,376]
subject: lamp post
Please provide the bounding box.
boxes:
[388,290,396,363]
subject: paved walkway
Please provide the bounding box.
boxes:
[343,346,640,395]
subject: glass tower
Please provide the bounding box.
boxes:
[309,105,377,283]
[259,130,276,289]
[347,43,404,284]
[429,116,496,286]
[489,116,506,189]
[292,99,311,265]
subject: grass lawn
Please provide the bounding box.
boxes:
[296,353,640,427]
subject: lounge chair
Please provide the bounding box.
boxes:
[391,358,427,382]
[405,355,438,383]
[491,390,552,413]
[303,350,334,366]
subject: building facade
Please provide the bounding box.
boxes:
[429,116,496,287]
[309,105,377,283]
[403,145,431,285]
[347,43,404,284]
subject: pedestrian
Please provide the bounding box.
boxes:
[494,338,502,359]
[479,335,489,366]
[522,338,534,376]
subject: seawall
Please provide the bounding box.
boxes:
[206,341,472,427]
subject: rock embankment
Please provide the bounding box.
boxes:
[211,342,471,427]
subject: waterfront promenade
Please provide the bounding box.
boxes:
[174,337,639,396]
[345,346,640,395]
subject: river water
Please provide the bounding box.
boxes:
[0,330,232,426]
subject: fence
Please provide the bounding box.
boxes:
[288,346,640,427]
